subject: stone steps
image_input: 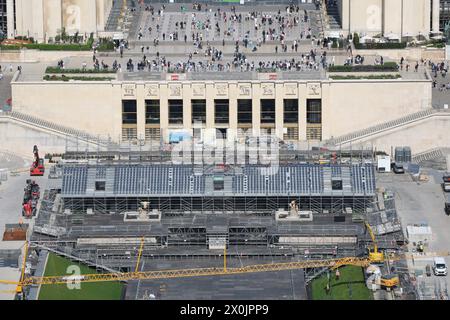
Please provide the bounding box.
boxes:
[0,111,114,147]
[326,109,444,146]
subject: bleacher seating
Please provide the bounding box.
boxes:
[61,163,376,197]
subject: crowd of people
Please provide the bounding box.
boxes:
[135,2,317,50]
[99,46,326,74]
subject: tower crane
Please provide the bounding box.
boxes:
[2,225,448,294]
[1,249,448,291]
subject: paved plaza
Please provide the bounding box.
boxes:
[130,3,323,46]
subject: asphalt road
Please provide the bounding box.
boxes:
[376,169,450,298]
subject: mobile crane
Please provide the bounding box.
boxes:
[364,221,400,288]
[365,221,384,263]
[30,145,45,176]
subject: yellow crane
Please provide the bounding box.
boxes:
[1,232,448,293]
[1,256,369,287]
[2,251,448,288]
[365,221,384,263]
[134,237,145,273]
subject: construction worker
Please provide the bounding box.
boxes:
[335,269,340,280]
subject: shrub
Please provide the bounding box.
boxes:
[45,67,116,74]
[0,45,22,50]
[43,75,114,81]
[331,74,401,80]
[328,62,398,72]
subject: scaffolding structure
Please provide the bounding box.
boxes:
[59,161,377,215]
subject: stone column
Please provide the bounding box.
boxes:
[160,84,169,143]
[6,0,14,39]
[275,83,284,140]
[251,84,261,137]
[433,0,440,32]
[228,82,238,141]
[183,83,192,131]
[205,83,215,141]
[298,83,307,141]
[136,84,146,140]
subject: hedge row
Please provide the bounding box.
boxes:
[328,62,398,72]
[355,42,407,49]
[331,74,401,80]
[45,67,116,74]
[1,37,95,51]
[0,45,22,50]
[26,40,93,51]
[43,75,114,81]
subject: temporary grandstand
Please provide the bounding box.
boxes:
[60,163,376,214]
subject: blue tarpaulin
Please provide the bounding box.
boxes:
[169,131,192,143]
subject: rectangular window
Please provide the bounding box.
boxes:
[192,99,206,124]
[215,99,229,124]
[307,99,322,124]
[284,127,299,140]
[217,128,227,139]
[95,181,106,191]
[213,176,224,191]
[238,99,252,124]
[122,100,137,124]
[145,128,161,140]
[332,179,343,190]
[169,100,184,125]
[122,128,137,141]
[284,99,298,124]
[145,100,160,124]
[261,99,276,124]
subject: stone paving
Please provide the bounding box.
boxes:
[130,3,323,47]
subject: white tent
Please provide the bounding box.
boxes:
[113,33,125,40]
[385,33,400,40]
[360,35,373,43]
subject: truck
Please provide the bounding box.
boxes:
[446,194,450,216]
[443,173,450,192]
[433,257,448,276]
[30,145,45,176]
[22,180,40,219]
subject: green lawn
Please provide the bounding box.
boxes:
[310,266,373,300]
[38,253,124,300]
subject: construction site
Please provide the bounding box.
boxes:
[1,0,450,302]
[1,137,448,301]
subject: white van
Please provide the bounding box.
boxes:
[433,257,448,276]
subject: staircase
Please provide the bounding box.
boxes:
[34,243,120,273]
[326,109,444,146]
[341,167,352,193]
[105,0,125,32]
[0,111,114,147]
[325,0,342,30]
[85,168,97,193]
[412,148,450,164]
[323,167,332,192]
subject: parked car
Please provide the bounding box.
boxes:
[392,163,405,174]
[433,257,448,276]
[445,202,450,216]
